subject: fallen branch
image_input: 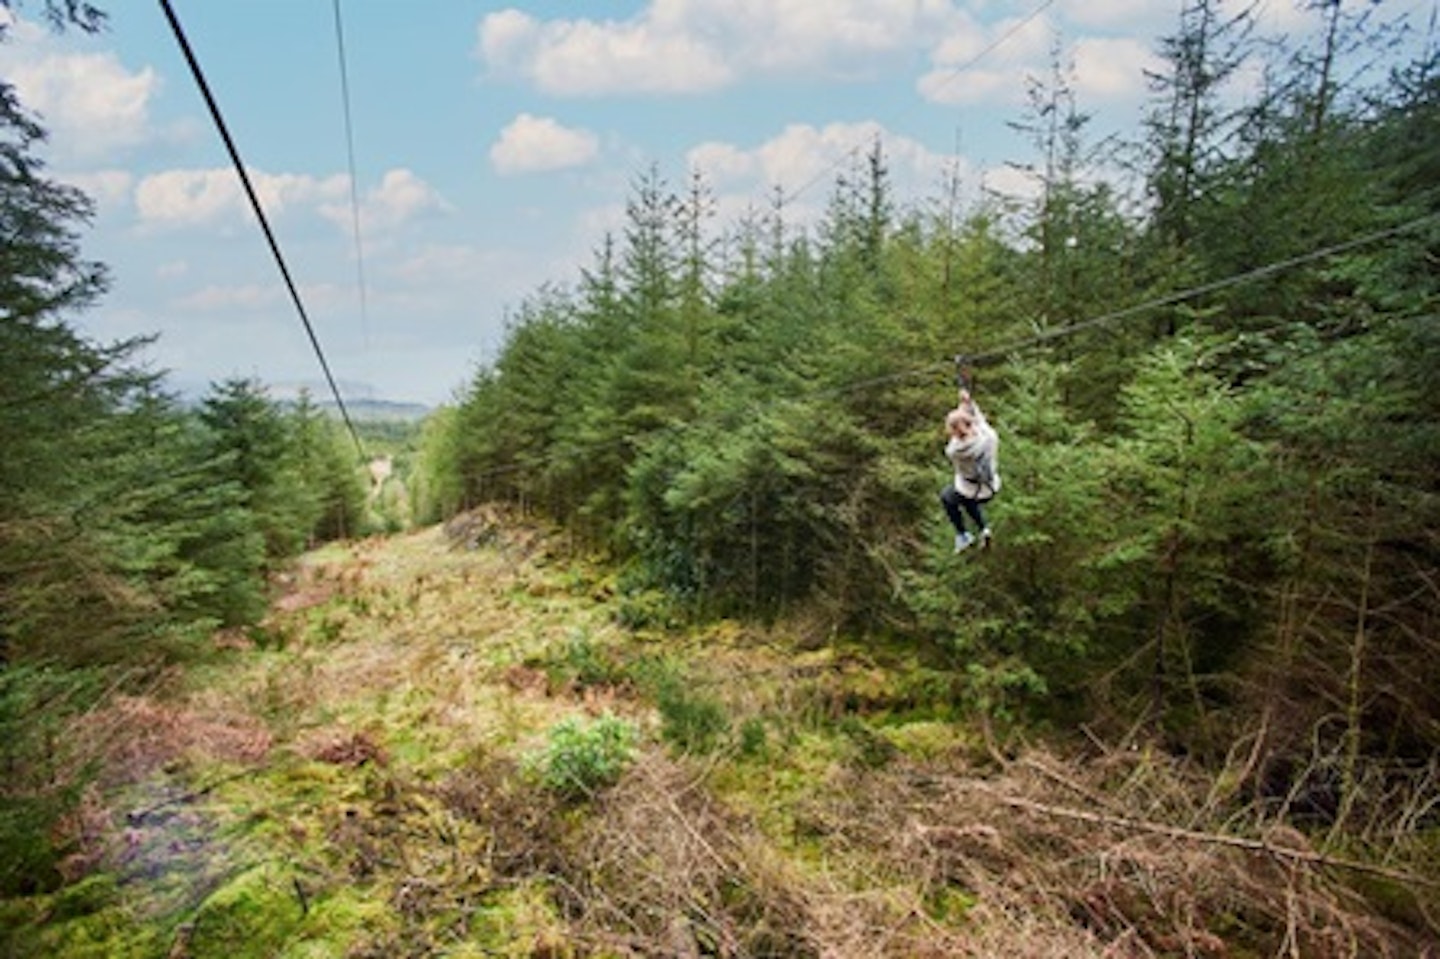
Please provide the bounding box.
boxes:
[980,787,1440,890]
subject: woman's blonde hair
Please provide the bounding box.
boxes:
[945,408,973,432]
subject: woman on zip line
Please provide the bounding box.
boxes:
[940,374,1000,554]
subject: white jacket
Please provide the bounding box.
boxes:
[945,406,1001,501]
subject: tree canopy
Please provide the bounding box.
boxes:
[419,7,1440,784]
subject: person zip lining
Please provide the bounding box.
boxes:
[939,358,1000,553]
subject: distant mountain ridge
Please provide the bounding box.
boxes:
[319,398,432,422]
[168,377,434,422]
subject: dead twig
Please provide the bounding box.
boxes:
[975,786,1440,890]
[1021,755,1128,817]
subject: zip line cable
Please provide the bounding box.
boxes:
[811,207,1440,398]
[963,209,1440,367]
[332,0,372,355]
[462,207,1439,484]
[158,0,365,459]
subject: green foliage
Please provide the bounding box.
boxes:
[0,83,282,662]
[541,628,628,690]
[624,392,861,617]
[644,661,730,755]
[289,392,369,542]
[130,404,269,631]
[524,713,638,799]
[408,405,465,525]
[0,665,99,896]
[737,716,769,759]
[837,716,898,769]
[199,378,312,562]
[0,76,391,926]
[375,15,1440,765]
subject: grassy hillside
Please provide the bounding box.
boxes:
[4,509,1435,958]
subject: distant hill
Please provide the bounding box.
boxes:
[169,377,435,423]
[320,398,432,423]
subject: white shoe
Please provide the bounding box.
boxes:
[980,527,993,549]
[954,531,975,553]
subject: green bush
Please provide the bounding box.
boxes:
[524,713,638,799]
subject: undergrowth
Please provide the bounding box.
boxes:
[2,508,1437,957]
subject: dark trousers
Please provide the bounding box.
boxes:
[940,484,987,535]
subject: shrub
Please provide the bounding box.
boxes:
[656,677,729,755]
[525,713,638,799]
[548,629,624,690]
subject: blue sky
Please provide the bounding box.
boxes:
[2,0,1431,406]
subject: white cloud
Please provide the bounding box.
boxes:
[917,65,1014,106]
[136,167,383,231]
[175,283,281,312]
[471,0,1313,123]
[1251,0,1320,35]
[476,0,963,95]
[58,169,134,212]
[0,8,36,39]
[294,282,354,316]
[686,142,756,185]
[919,8,1166,108]
[355,168,449,232]
[1071,36,1161,100]
[3,49,158,161]
[135,169,243,229]
[384,243,570,321]
[689,121,962,207]
[980,163,1043,204]
[663,0,958,73]
[490,114,600,174]
[390,243,500,284]
[255,172,349,217]
[477,8,539,69]
[478,8,730,95]
[1061,0,1172,32]
[920,11,1054,106]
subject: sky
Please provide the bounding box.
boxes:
[1,0,1432,407]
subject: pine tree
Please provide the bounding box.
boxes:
[1141,0,1255,254]
[1100,338,1270,740]
[198,378,309,564]
[289,391,366,543]
[1003,43,1146,421]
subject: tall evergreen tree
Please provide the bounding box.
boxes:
[1003,43,1147,420]
[0,1,281,890]
[289,391,367,543]
[198,378,309,564]
[1142,0,1255,254]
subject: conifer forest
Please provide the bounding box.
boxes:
[3,1,1439,955]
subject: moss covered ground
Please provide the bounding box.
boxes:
[4,509,1435,957]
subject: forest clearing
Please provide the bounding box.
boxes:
[3,508,1436,958]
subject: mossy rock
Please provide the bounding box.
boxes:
[48,873,121,922]
[187,864,304,958]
